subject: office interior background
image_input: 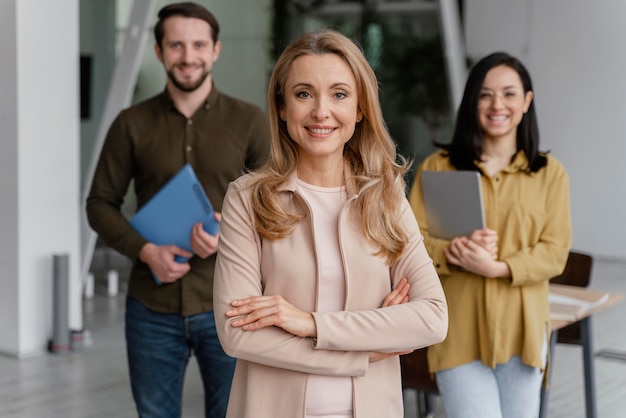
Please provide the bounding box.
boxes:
[1,0,625,361]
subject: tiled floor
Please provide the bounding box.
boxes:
[0,256,624,418]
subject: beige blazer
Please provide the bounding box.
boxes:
[214,171,448,418]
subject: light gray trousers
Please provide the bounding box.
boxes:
[436,355,545,418]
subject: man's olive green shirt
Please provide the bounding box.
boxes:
[86,85,270,316]
[408,150,572,373]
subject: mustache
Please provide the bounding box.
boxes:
[175,63,200,69]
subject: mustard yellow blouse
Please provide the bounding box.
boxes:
[407,150,572,373]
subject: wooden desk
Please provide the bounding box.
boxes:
[539,285,623,418]
[401,284,622,418]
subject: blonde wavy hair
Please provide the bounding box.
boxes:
[249,29,411,265]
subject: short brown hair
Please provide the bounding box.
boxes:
[154,2,220,48]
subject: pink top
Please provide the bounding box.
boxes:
[298,179,353,418]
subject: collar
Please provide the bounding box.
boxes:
[276,160,359,197]
[475,150,530,174]
[504,151,530,173]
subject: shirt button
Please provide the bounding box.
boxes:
[187,119,193,125]
[186,146,192,152]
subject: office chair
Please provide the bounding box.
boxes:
[400,347,438,417]
[540,250,594,418]
[549,251,594,345]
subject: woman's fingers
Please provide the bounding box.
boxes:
[381,277,410,307]
[227,295,279,316]
[227,294,316,337]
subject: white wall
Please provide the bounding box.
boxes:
[0,0,81,357]
[0,0,20,356]
[207,0,272,109]
[0,0,269,357]
[465,1,626,260]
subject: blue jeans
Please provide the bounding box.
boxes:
[436,356,545,418]
[125,295,236,418]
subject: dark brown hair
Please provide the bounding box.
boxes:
[440,52,547,172]
[154,2,220,48]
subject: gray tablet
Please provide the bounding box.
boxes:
[420,170,486,240]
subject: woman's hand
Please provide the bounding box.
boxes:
[380,277,410,307]
[369,350,413,362]
[226,295,317,338]
[227,278,417,360]
[370,277,414,362]
[467,228,499,259]
[444,237,510,278]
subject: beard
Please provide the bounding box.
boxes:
[167,65,211,93]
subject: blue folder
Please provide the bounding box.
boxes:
[130,163,220,270]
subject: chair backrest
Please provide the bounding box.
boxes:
[400,347,438,394]
[550,251,594,345]
[550,251,593,288]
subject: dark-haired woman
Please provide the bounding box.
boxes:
[408,52,571,418]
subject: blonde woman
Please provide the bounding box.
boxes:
[213,29,448,418]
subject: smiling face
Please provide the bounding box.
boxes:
[155,15,221,93]
[280,53,363,176]
[478,64,533,142]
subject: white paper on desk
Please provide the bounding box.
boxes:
[549,292,609,312]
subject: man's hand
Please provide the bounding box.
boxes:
[139,243,192,283]
[190,212,221,258]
